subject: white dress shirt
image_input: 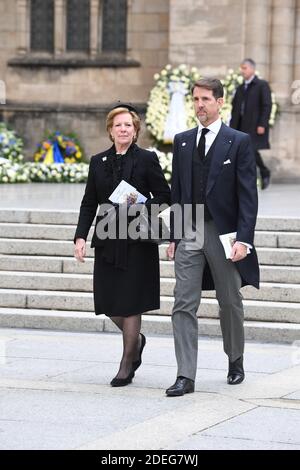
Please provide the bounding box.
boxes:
[196,117,252,252]
[196,117,222,153]
[244,74,255,87]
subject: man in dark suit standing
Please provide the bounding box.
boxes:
[166,78,259,397]
[230,58,272,189]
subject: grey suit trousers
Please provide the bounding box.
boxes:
[172,219,244,381]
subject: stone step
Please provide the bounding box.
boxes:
[1,271,300,304]
[160,278,300,303]
[0,238,94,257]
[257,265,300,284]
[1,238,300,265]
[0,307,299,343]
[0,255,66,273]
[159,261,300,284]
[0,271,92,292]
[0,289,299,323]
[0,209,300,232]
[0,222,297,250]
[256,248,300,266]
[1,222,300,248]
[159,244,300,266]
[0,209,79,225]
[1,255,300,284]
[0,223,79,241]
[255,216,300,232]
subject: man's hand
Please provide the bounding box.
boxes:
[257,126,265,135]
[230,242,247,262]
[74,238,86,263]
[166,242,175,260]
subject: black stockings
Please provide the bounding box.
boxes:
[110,315,141,379]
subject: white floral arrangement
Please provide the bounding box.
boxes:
[0,160,28,183]
[24,162,89,183]
[0,161,89,184]
[146,64,201,144]
[146,65,280,145]
[148,147,172,183]
[0,122,24,163]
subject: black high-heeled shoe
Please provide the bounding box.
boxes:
[132,333,146,372]
[110,369,135,387]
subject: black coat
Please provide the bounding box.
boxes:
[74,144,170,317]
[230,76,272,150]
[171,123,259,290]
[74,144,171,246]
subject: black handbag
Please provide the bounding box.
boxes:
[135,205,170,245]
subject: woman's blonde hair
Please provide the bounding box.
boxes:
[106,107,141,143]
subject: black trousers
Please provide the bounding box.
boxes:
[255,150,270,178]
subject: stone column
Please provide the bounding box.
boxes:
[54,0,66,56]
[270,0,296,102]
[90,0,99,57]
[244,0,272,78]
[295,0,300,81]
[17,0,29,55]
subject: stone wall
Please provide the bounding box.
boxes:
[0,103,151,159]
[168,0,300,181]
[169,0,245,77]
[1,0,169,105]
[0,0,300,180]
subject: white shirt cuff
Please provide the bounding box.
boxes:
[237,241,252,252]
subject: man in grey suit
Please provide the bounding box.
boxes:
[166,78,259,397]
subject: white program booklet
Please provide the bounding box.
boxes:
[109,179,147,204]
[219,231,250,259]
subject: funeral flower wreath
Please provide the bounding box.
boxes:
[146,65,279,145]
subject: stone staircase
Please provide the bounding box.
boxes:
[0,209,300,342]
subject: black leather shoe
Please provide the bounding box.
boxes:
[110,370,135,387]
[132,333,146,372]
[261,175,270,190]
[166,377,195,397]
[227,356,245,385]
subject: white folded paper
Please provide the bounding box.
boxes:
[109,179,147,204]
[219,231,250,259]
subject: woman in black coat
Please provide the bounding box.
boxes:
[74,103,170,387]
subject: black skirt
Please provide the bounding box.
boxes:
[93,242,160,317]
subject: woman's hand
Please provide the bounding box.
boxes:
[126,192,138,206]
[74,238,86,263]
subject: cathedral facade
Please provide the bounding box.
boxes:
[0,0,299,181]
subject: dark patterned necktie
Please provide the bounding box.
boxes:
[197,127,210,161]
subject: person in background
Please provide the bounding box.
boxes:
[230,58,272,189]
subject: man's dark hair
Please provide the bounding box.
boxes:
[241,58,256,69]
[191,77,224,99]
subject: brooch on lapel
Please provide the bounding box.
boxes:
[223,159,231,165]
[102,156,107,161]
[182,142,186,147]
